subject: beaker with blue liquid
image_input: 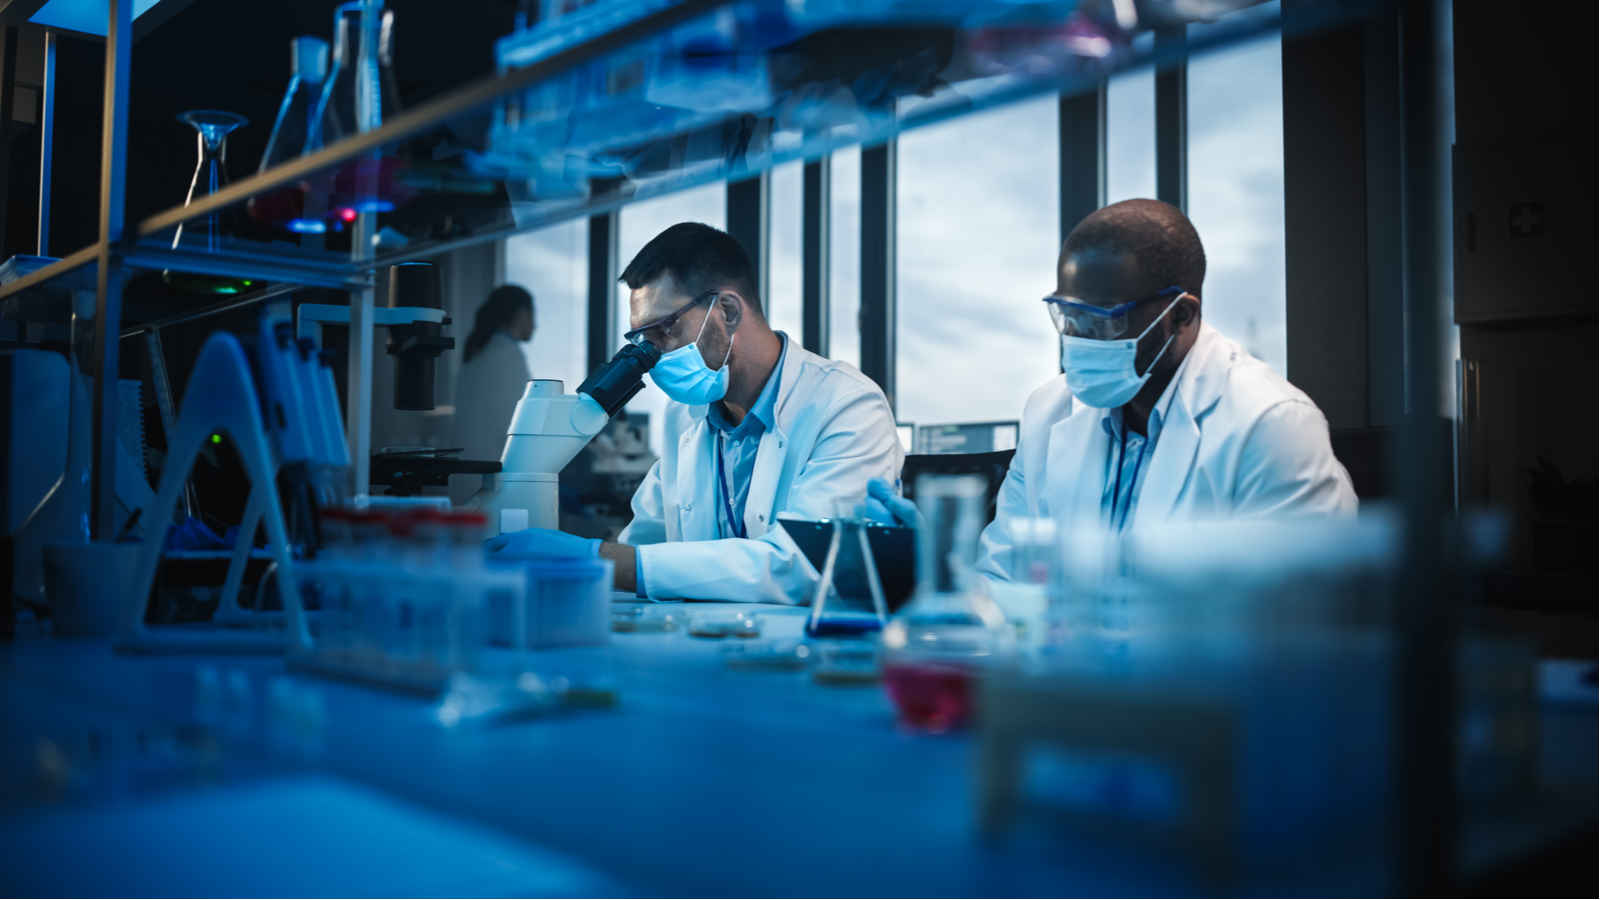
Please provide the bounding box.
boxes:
[806,496,889,638]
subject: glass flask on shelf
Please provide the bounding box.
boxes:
[310,0,412,227]
[806,496,889,638]
[164,110,255,294]
[881,474,1013,733]
[248,36,331,234]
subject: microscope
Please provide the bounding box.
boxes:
[469,340,660,538]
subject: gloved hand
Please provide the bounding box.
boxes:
[484,527,601,560]
[862,477,922,529]
[164,515,228,552]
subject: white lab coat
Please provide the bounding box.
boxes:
[977,323,1357,582]
[620,335,903,603]
[451,331,530,504]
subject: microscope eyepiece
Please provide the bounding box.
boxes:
[577,341,661,417]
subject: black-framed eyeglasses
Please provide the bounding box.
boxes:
[623,290,718,346]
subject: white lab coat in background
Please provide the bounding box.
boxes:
[451,331,530,504]
[620,335,903,604]
[977,322,1357,582]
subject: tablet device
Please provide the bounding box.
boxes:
[777,518,917,612]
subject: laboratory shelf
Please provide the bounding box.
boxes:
[0,0,1379,312]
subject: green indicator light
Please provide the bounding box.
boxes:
[211,434,221,444]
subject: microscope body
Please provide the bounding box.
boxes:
[472,380,609,538]
[470,341,661,538]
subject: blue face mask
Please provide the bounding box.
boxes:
[1059,293,1184,409]
[648,300,735,405]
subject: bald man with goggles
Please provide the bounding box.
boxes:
[864,199,1356,578]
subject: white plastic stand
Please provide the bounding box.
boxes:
[118,332,311,654]
[208,487,279,626]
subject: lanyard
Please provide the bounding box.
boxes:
[1110,422,1150,531]
[714,430,747,540]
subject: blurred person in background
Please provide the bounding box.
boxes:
[452,285,535,498]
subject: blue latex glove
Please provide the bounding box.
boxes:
[164,515,228,552]
[862,477,921,529]
[484,527,601,560]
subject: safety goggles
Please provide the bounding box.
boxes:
[1043,285,1186,340]
[623,290,719,348]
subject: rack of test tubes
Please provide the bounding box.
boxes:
[290,508,524,693]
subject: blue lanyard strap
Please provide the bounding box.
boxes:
[714,430,747,540]
[1110,424,1150,531]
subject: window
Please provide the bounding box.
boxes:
[828,146,861,369]
[766,161,805,341]
[504,219,589,392]
[895,94,1062,432]
[1187,34,1287,373]
[1106,68,1156,205]
[617,182,727,454]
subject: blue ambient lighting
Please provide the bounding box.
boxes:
[287,219,327,234]
[29,0,161,36]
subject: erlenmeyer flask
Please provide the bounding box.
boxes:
[165,110,255,294]
[806,497,888,638]
[881,474,1013,732]
[309,5,359,151]
[312,1,411,226]
[248,36,330,234]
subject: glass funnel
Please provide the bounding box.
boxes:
[881,474,1013,732]
[165,110,254,294]
[806,496,889,638]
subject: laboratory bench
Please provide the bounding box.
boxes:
[0,602,1593,897]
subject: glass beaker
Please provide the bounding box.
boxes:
[1004,516,1060,654]
[164,110,254,294]
[881,474,1013,732]
[806,496,889,638]
[248,36,330,234]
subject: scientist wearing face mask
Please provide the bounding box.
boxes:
[884,199,1353,580]
[490,222,902,603]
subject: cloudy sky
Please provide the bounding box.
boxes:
[504,32,1289,455]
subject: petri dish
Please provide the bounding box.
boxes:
[811,640,882,685]
[611,605,683,633]
[723,639,811,671]
[688,612,763,639]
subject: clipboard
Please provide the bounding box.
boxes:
[777,518,917,612]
